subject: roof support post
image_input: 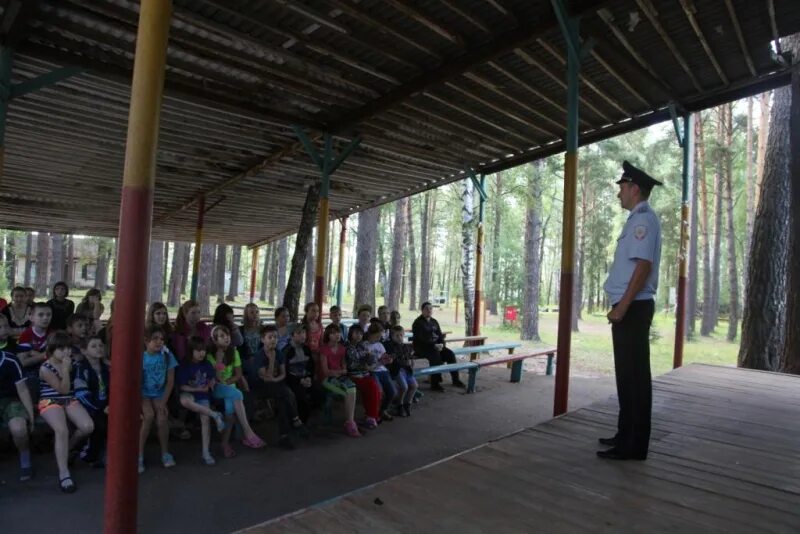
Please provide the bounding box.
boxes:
[466,167,487,343]
[336,216,348,308]
[294,128,361,308]
[552,0,583,417]
[190,194,205,301]
[103,1,172,533]
[673,113,694,369]
[249,247,259,303]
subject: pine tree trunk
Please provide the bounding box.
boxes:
[215,244,226,303]
[35,233,50,296]
[277,237,288,305]
[710,108,724,329]
[167,242,187,307]
[781,36,800,374]
[377,216,389,302]
[687,133,700,339]
[739,83,791,371]
[6,232,15,287]
[269,242,279,305]
[181,245,191,297]
[407,198,418,311]
[283,186,319,320]
[148,240,164,304]
[387,198,408,311]
[521,161,544,341]
[260,242,271,301]
[572,166,588,332]
[461,179,475,336]
[354,207,379,314]
[722,104,740,342]
[23,233,33,287]
[95,239,109,291]
[698,113,715,336]
[196,243,215,316]
[162,242,169,290]
[227,245,241,301]
[49,234,64,288]
[419,191,432,306]
[489,172,503,315]
[66,235,74,286]
[743,96,755,299]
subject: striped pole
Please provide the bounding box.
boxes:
[190,194,205,300]
[673,113,694,368]
[336,216,347,308]
[249,246,259,303]
[104,1,171,532]
[553,8,581,417]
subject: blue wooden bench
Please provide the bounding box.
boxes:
[414,362,478,386]
[467,349,557,393]
[450,341,522,361]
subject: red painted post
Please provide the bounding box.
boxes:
[103,1,172,532]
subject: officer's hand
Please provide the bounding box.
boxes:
[607,307,626,323]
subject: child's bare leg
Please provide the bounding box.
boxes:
[155,399,170,456]
[405,381,418,404]
[41,407,70,478]
[221,414,234,446]
[66,403,95,450]
[139,399,155,457]
[200,414,211,456]
[180,395,216,417]
[344,390,356,423]
[233,399,258,438]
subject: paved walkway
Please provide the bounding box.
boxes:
[1,369,614,533]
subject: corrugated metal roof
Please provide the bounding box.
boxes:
[0,0,797,245]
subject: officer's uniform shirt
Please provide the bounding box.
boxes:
[603,201,661,306]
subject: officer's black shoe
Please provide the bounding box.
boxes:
[598,436,617,446]
[596,447,647,461]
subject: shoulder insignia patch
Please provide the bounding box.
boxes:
[634,225,647,240]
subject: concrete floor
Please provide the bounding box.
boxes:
[0,369,614,534]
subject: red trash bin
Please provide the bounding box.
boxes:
[504,305,518,322]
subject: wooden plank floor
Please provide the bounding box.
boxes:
[239,365,800,534]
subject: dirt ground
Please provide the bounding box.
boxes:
[0,368,615,534]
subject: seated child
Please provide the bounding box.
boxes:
[0,314,35,481]
[17,302,52,384]
[67,313,89,362]
[177,336,225,465]
[377,306,391,341]
[383,325,418,417]
[256,324,308,449]
[319,323,359,437]
[139,325,178,473]
[328,305,348,342]
[39,332,94,493]
[365,322,397,422]
[345,325,382,429]
[284,323,325,424]
[208,325,265,458]
[73,335,110,466]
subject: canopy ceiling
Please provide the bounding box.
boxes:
[0,0,798,245]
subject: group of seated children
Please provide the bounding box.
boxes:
[0,286,427,495]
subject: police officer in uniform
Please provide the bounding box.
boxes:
[598,160,662,461]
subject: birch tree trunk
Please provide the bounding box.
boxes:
[215,244,226,303]
[698,113,715,336]
[49,234,64,287]
[66,235,74,286]
[407,198,418,311]
[739,83,791,371]
[461,179,475,336]
[94,239,110,291]
[24,233,33,287]
[181,245,191,297]
[260,242,271,301]
[687,133,700,339]
[196,243,215,316]
[167,242,187,307]
[227,245,241,301]
[419,191,432,305]
[148,240,164,304]
[283,186,319,320]
[277,237,288,305]
[6,232,15,287]
[387,198,408,311]
[710,109,724,329]
[521,161,543,341]
[377,214,389,302]
[35,232,49,296]
[722,104,739,342]
[489,172,503,315]
[354,207,379,314]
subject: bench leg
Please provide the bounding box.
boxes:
[467,367,478,393]
[546,353,555,376]
[510,360,523,383]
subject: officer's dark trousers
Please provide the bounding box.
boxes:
[611,299,654,455]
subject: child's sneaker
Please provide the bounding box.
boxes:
[161,452,176,468]
[344,420,361,437]
[364,417,378,430]
[202,453,216,466]
[211,411,225,433]
[137,456,145,474]
[403,403,412,417]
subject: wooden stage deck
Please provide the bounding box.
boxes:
[240,365,800,533]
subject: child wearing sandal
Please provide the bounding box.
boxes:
[384,325,418,417]
[345,325,382,430]
[39,332,94,493]
[138,325,178,474]
[365,322,397,422]
[73,335,111,466]
[208,325,265,458]
[319,323,360,437]
[177,336,226,465]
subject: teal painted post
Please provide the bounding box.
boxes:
[546,353,555,376]
[467,367,478,393]
[510,360,523,383]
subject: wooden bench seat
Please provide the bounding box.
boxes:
[450,342,522,361]
[466,349,557,392]
[414,361,478,378]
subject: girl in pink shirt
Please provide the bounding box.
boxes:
[319,324,360,437]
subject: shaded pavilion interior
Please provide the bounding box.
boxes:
[0,0,797,245]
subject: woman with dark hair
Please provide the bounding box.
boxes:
[47,282,75,331]
[75,289,104,336]
[212,303,243,348]
[411,302,465,392]
[169,300,212,363]
[2,286,31,339]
